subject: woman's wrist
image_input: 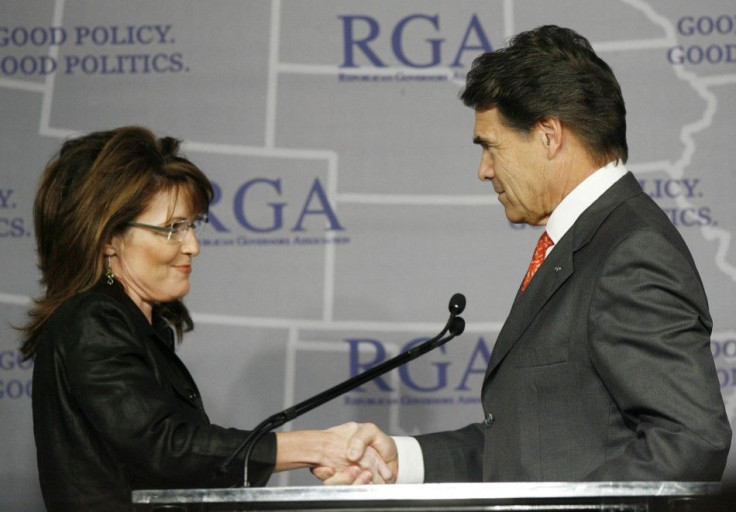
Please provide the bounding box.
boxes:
[274,430,332,472]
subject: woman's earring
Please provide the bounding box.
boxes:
[106,256,115,285]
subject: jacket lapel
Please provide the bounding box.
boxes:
[483,172,643,382]
[484,235,573,378]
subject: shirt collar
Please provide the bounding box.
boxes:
[545,160,628,249]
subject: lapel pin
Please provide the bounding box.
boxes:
[554,266,562,272]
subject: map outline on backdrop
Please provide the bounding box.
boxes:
[0,0,734,506]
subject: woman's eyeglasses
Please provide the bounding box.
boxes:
[128,214,208,243]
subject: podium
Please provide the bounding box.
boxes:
[132,481,723,511]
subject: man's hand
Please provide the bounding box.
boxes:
[312,422,398,485]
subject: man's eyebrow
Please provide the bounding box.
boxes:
[473,135,493,146]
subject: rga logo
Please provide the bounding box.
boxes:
[337,13,493,83]
[343,336,492,407]
[201,177,350,247]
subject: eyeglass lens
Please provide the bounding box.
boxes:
[170,216,207,241]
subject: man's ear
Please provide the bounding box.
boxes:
[536,117,564,158]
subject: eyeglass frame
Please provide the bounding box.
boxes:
[127,213,208,243]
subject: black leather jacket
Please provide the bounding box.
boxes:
[32,280,276,511]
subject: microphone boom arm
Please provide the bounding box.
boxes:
[216,294,466,486]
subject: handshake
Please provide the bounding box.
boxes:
[272,294,467,485]
[279,422,401,485]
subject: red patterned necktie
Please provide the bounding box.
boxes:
[521,231,554,292]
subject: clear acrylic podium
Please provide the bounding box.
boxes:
[132,481,723,511]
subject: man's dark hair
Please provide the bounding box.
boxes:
[461,25,628,165]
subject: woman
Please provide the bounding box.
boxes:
[20,126,386,511]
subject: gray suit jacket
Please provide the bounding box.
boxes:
[416,172,731,482]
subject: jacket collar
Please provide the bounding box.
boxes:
[92,279,176,351]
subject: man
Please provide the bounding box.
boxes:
[318,25,731,484]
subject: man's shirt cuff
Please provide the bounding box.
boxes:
[392,436,424,484]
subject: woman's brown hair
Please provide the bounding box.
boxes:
[20,126,213,359]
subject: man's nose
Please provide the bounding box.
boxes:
[478,155,494,181]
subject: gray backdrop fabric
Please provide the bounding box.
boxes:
[1,1,734,509]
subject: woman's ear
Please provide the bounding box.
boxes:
[103,236,119,257]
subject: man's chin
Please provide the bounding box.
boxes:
[503,209,526,224]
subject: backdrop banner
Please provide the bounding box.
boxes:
[1,1,734,509]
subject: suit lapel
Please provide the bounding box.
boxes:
[483,172,643,382]
[484,235,573,378]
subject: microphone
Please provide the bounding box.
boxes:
[215,293,467,486]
